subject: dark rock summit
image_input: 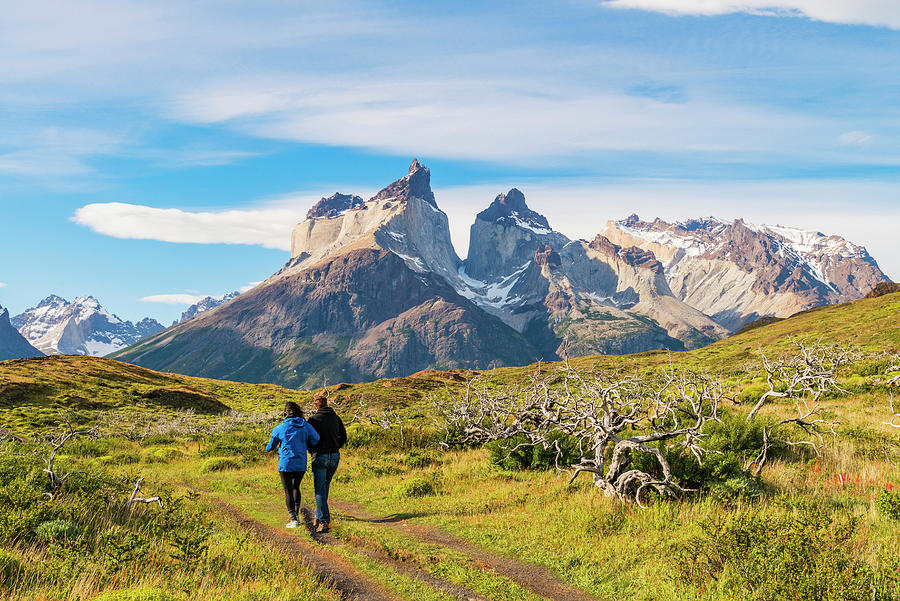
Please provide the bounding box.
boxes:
[306,193,365,219]
[369,159,436,208]
[477,189,551,232]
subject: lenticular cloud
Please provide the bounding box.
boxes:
[72,202,296,250]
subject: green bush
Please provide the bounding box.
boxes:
[394,477,435,497]
[199,457,241,473]
[66,438,114,457]
[93,587,184,601]
[35,518,82,541]
[404,448,438,468]
[877,489,900,521]
[709,476,763,501]
[676,502,878,600]
[147,447,185,463]
[487,431,581,471]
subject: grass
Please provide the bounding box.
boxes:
[1,292,899,600]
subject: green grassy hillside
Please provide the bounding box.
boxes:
[2,292,898,434]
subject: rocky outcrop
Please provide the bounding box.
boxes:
[306,193,365,219]
[12,296,164,356]
[0,306,43,361]
[866,282,900,299]
[602,215,890,331]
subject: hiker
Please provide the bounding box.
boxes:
[307,394,347,533]
[266,401,320,529]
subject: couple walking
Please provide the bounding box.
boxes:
[266,395,347,532]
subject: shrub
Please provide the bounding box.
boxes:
[394,477,435,497]
[34,518,81,541]
[404,448,438,468]
[199,457,241,473]
[708,476,763,502]
[877,489,900,521]
[147,447,185,463]
[487,431,581,471]
[676,502,877,600]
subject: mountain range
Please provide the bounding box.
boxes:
[11,296,164,357]
[112,160,890,387]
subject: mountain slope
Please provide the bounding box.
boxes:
[114,162,539,387]
[0,305,43,361]
[12,296,165,356]
[601,215,889,331]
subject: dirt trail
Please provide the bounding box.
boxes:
[206,497,398,601]
[328,499,599,601]
[300,505,491,601]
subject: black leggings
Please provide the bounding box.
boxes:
[280,471,305,518]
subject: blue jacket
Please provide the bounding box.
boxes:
[266,417,320,472]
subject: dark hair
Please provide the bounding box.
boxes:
[284,402,303,418]
[313,395,328,408]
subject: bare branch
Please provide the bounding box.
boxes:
[125,477,163,511]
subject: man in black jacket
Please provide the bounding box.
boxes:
[307,394,348,533]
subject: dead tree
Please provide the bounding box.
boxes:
[744,341,850,475]
[747,340,856,421]
[43,416,97,499]
[125,477,163,511]
[435,364,724,506]
[885,394,900,430]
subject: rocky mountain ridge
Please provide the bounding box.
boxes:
[12,296,164,356]
[179,291,241,323]
[0,305,43,361]
[113,160,890,387]
[601,215,888,330]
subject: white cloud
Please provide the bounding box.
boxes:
[141,294,205,305]
[0,283,7,288]
[71,201,311,250]
[602,0,900,29]
[238,282,262,293]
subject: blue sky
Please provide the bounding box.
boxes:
[1,0,899,325]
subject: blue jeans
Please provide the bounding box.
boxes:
[311,452,340,523]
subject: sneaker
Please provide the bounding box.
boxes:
[315,522,329,533]
[286,520,299,529]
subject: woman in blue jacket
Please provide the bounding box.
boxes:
[266,402,320,528]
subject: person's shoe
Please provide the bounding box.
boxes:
[316,522,329,533]
[286,520,299,529]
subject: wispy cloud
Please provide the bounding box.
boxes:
[140,293,205,305]
[602,0,900,29]
[0,283,7,288]
[170,77,825,163]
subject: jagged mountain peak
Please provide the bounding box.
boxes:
[477,188,552,234]
[369,158,437,208]
[306,193,365,220]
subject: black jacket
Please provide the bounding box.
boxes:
[307,407,347,456]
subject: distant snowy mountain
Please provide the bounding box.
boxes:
[179,291,241,323]
[12,296,164,356]
[0,305,43,360]
[601,215,889,330]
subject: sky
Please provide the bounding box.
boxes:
[1,0,898,325]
